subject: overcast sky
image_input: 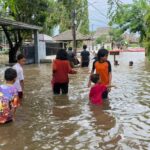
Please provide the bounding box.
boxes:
[54,0,133,35]
[88,0,133,31]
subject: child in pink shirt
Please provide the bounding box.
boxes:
[89,74,107,105]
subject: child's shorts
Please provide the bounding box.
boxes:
[102,90,108,99]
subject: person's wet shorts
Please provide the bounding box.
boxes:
[53,83,68,94]
[81,62,89,67]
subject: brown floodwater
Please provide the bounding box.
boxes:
[0,52,150,150]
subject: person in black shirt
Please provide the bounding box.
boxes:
[80,45,90,67]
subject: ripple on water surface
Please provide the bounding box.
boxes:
[0,53,150,150]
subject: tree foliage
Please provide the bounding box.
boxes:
[0,0,89,35]
[0,0,56,34]
[56,0,89,34]
[107,0,150,58]
[109,28,122,41]
[96,35,107,44]
[0,0,89,62]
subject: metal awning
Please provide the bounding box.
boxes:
[0,18,42,30]
[0,18,42,63]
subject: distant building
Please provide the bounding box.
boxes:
[53,30,91,51]
[123,33,139,43]
[22,34,63,63]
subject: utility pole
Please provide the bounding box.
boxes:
[72,9,77,54]
[91,24,94,51]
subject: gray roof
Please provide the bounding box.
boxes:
[53,30,91,41]
[0,18,42,30]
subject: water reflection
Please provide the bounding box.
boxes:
[0,52,150,150]
[90,101,115,130]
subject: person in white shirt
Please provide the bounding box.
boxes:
[13,54,26,99]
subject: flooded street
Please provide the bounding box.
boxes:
[0,52,150,150]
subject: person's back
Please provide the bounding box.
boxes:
[53,59,74,83]
[0,68,19,124]
[89,83,107,105]
[81,45,90,67]
[52,49,77,94]
[89,74,107,105]
[67,47,75,68]
[67,47,75,62]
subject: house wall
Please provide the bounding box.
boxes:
[39,40,46,60]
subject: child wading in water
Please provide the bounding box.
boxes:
[13,54,26,100]
[89,74,108,105]
[0,68,20,124]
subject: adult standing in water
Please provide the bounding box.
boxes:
[80,45,90,67]
[52,49,77,95]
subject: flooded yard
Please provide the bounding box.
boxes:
[0,52,150,150]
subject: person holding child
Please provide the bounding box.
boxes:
[88,48,112,99]
[52,49,77,94]
[0,68,20,124]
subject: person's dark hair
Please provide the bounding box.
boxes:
[56,49,68,60]
[83,45,87,49]
[97,48,109,60]
[68,47,72,51]
[129,61,133,66]
[17,54,25,61]
[90,74,100,84]
[4,68,17,81]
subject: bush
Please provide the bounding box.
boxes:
[0,48,9,54]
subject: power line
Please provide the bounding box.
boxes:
[88,1,108,18]
[90,18,108,25]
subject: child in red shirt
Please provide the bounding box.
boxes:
[89,74,108,105]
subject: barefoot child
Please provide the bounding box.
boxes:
[0,68,20,124]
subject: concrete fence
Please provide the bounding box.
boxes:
[0,53,8,64]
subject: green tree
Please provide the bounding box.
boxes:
[56,0,89,34]
[109,28,124,49]
[1,0,54,33]
[0,0,56,62]
[0,0,89,62]
[96,35,107,45]
[107,0,150,58]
